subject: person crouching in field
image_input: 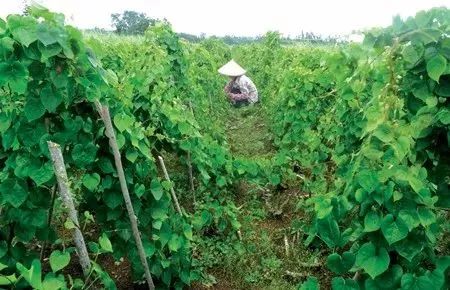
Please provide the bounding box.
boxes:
[219,60,259,107]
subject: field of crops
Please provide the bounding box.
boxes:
[0,5,449,290]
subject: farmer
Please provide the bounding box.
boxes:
[218,60,258,107]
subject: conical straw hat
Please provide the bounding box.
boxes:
[218,60,246,77]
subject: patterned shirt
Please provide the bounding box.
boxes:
[224,75,258,104]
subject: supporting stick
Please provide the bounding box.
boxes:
[47,141,91,276]
[285,270,308,279]
[188,100,194,116]
[298,261,321,268]
[284,234,290,257]
[157,156,182,215]
[96,104,155,290]
[237,229,242,241]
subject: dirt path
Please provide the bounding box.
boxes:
[191,104,332,290]
[198,105,304,289]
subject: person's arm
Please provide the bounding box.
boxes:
[224,81,235,102]
[224,80,233,93]
[223,80,244,102]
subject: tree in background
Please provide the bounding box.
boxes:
[111,10,155,35]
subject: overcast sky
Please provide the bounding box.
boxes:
[1,0,449,37]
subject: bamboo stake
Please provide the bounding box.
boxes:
[284,234,290,257]
[157,156,182,215]
[298,261,321,268]
[188,100,194,116]
[95,104,155,290]
[285,270,308,279]
[237,229,243,241]
[47,141,91,276]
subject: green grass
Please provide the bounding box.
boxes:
[225,104,275,159]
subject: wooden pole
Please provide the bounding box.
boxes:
[157,156,182,215]
[188,100,194,116]
[95,103,155,290]
[47,141,91,276]
[284,234,290,257]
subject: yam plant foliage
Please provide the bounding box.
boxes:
[0,5,239,289]
[0,3,448,290]
[250,8,449,289]
[0,6,195,289]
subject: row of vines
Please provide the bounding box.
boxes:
[0,5,244,289]
[235,7,449,290]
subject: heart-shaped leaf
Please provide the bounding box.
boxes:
[40,83,62,112]
[113,113,134,132]
[168,234,182,252]
[356,242,390,279]
[327,251,355,275]
[150,179,164,201]
[0,179,28,208]
[331,277,359,290]
[426,54,447,82]
[24,97,45,122]
[99,233,113,253]
[7,15,38,47]
[30,162,54,186]
[49,250,70,272]
[381,214,408,245]
[82,173,101,191]
[183,223,193,240]
[357,170,379,193]
[364,210,381,232]
[134,184,145,198]
[0,60,29,94]
[317,216,340,248]
[104,192,122,209]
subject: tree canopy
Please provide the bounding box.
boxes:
[111,10,155,35]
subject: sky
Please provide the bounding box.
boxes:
[0,0,449,37]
